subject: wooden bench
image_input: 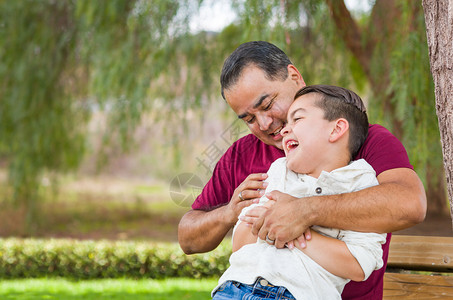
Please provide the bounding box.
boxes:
[384,235,453,299]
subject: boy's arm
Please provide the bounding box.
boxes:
[295,230,365,281]
[232,202,272,252]
[232,222,257,252]
[232,159,286,252]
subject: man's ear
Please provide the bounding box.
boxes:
[287,64,305,88]
[329,118,349,143]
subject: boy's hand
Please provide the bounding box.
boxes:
[286,228,312,250]
[240,199,275,226]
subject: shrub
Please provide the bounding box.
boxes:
[0,238,231,279]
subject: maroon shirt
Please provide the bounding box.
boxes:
[192,124,413,300]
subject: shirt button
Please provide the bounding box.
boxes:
[315,187,322,194]
[260,279,268,286]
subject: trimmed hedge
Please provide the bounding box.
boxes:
[0,238,231,279]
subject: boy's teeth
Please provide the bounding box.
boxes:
[287,141,299,149]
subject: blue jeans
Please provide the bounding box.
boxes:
[212,277,296,300]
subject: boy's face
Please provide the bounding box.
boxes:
[282,93,335,176]
[223,64,304,149]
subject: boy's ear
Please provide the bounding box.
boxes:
[329,118,349,143]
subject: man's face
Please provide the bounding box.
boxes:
[223,65,305,149]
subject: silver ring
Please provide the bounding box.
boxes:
[265,235,275,245]
[238,191,245,201]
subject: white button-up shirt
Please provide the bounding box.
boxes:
[213,158,387,300]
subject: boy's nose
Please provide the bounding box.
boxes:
[281,124,290,136]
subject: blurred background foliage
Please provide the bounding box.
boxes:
[0,0,447,233]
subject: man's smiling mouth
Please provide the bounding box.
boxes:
[271,126,283,136]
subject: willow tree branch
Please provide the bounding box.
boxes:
[325,0,372,78]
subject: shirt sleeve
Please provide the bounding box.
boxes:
[356,125,413,176]
[338,230,388,281]
[191,141,239,210]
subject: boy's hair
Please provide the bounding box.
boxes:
[294,85,369,159]
[220,41,292,99]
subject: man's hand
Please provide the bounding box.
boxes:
[241,196,312,249]
[178,173,269,255]
[225,173,268,223]
[252,190,314,248]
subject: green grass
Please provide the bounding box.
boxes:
[0,278,218,300]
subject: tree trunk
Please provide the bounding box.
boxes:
[422,0,453,227]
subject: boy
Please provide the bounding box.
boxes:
[212,85,387,299]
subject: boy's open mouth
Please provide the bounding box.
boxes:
[286,140,299,151]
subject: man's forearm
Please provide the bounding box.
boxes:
[178,207,235,254]
[255,168,426,247]
[307,168,426,233]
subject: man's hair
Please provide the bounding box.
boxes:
[220,41,292,99]
[294,85,369,159]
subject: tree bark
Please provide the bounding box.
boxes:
[422,0,453,227]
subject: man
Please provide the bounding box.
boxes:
[178,41,426,299]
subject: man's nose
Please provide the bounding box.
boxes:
[256,114,272,131]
